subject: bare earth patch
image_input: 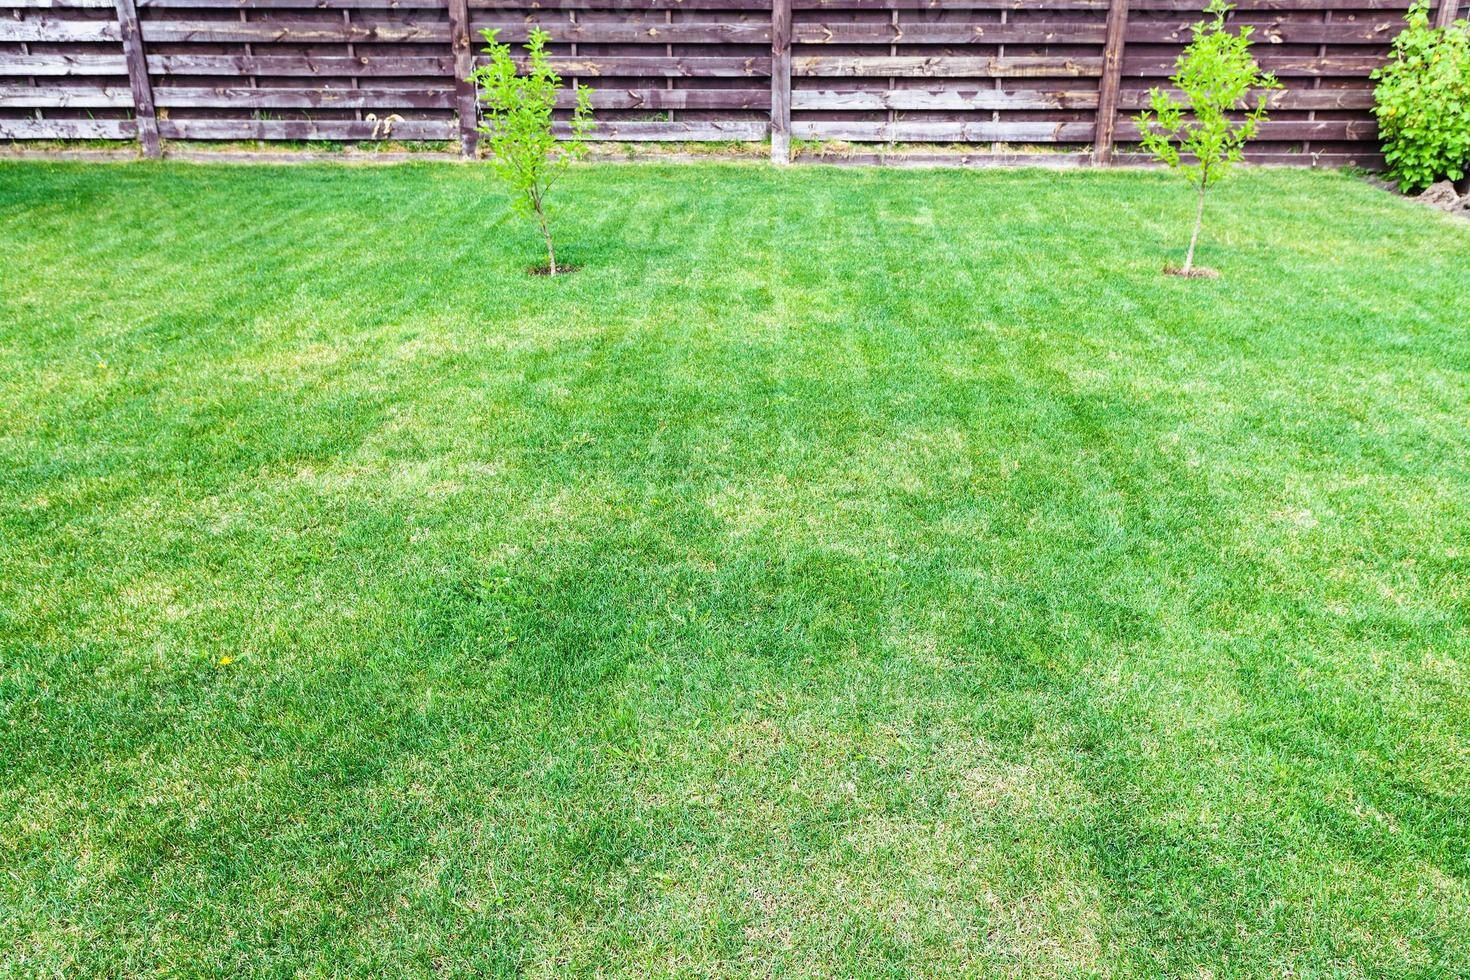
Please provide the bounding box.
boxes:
[1164,264,1221,279]
[528,262,582,277]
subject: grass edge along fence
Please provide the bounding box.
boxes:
[2,0,1467,165]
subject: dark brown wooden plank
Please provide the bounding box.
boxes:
[793,119,1095,140]
[795,55,1103,76]
[474,20,771,43]
[0,0,115,7]
[1092,0,1127,163]
[0,116,136,137]
[475,0,778,7]
[567,119,767,139]
[771,0,790,161]
[574,86,768,108]
[1239,150,1386,165]
[138,0,445,6]
[157,117,452,139]
[1111,149,1386,165]
[791,87,1098,108]
[123,52,770,77]
[794,0,1108,8]
[1114,117,1378,139]
[128,19,770,45]
[147,85,455,108]
[1116,86,1375,109]
[115,0,159,156]
[539,55,772,76]
[447,0,476,156]
[1127,18,1404,44]
[0,83,132,105]
[792,0,1409,7]
[0,17,118,40]
[83,0,773,7]
[798,0,1415,8]
[1434,0,1459,27]
[0,0,1418,10]
[0,0,758,6]
[139,19,448,42]
[792,22,1108,43]
[794,149,1094,167]
[0,52,127,75]
[1123,53,1382,76]
[1130,0,1410,8]
[144,53,457,75]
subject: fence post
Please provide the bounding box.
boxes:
[447,0,478,157]
[1433,0,1459,28]
[770,0,792,164]
[113,0,159,158]
[1092,0,1129,165]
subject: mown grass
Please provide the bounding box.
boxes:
[2,159,1468,978]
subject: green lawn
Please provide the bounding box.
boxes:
[2,159,1468,978]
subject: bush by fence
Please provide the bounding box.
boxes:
[3,0,1467,164]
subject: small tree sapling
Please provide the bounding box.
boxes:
[470,28,594,275]
[1136,0,1281,276]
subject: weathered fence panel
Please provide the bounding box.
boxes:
[3,0,1459,165]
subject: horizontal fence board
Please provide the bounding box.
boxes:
[794,0,1108,7]
[1129,0,1410,7]
[1126,18,1403,44]
[470,0,779,7]
[1116,87,1375,109]
[574,87,768,108]
[793,119,1095,140]
[0,0,771,6]
[151,85,456,108]
[0,0,1409,6]
[0,117,137,137]
[92,20,772,44]
[0,18,120,41]
[138,19,447,43]
[157,117,453,138]
[539,55,772,76]
[134,0,770,7]
[1123,53,1382,75]
[148,53,456,74]
[792,87,1100,109]
[569,119,768,138]
[792,0,1410,8]
[793,22,1108,43]
[471,21,772,43]
[1,54,128,75]
[0,83,133,105]
[1112,149,1387,164]
[795,55,1103,76]
[796,150,1094,166]
[1115,117,1378,139]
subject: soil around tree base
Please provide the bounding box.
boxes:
[528,263,582,277]
[1164,264,1220,279]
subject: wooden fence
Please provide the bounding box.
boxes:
[2,0,1466,164]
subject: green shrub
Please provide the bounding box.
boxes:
[470,28,594,275]
[1136,0,1280,275]
[1372,2,1470,194]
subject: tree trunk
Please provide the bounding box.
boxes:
[1183,180,1206,274]
[536,207,557,276]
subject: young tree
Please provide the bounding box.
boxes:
[1136,0,1281,275]
[470,28,594,275]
